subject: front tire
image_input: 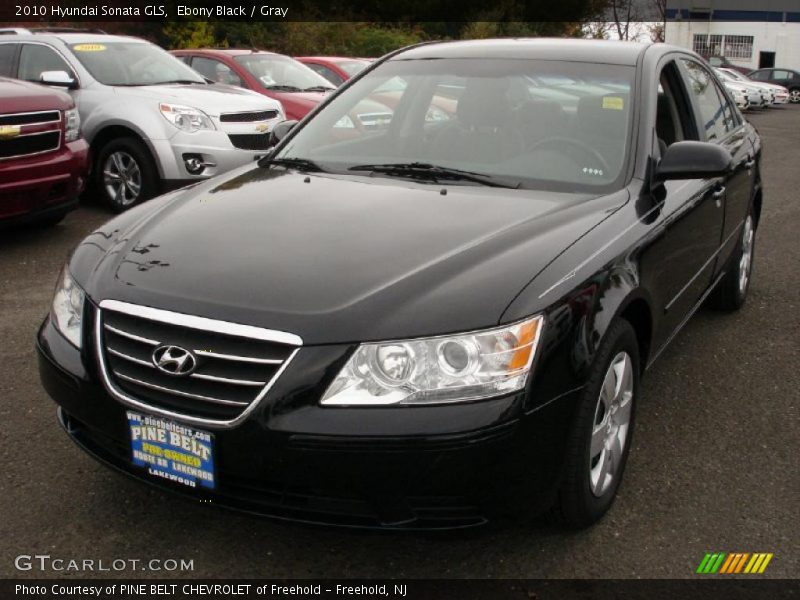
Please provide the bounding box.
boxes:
[789,88,800,104]
[554,319,640,528]
[707,212,755,311]
[94,137,158,212]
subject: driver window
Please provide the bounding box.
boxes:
[18,44,75,83]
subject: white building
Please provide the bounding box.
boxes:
[665,0,800,71]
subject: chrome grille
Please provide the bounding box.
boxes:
[96,300,301,428]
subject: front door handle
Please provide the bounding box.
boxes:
[712,185,725,206]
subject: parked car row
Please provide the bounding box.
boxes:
[714,67,789,110]
[702,55,800,102]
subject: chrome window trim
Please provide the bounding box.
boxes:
[95,299,302,429]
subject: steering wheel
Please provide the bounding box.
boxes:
[527,136,611,175]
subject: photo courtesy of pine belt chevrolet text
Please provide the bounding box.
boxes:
[37,39,763,530]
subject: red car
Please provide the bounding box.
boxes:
[295,56,371,86]
[0,77,89,227]
[171,49,336,121]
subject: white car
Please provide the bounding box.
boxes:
[715,68,778,107]
[0,29,286,212]
[717,67,790,105]
[718,78,761,111]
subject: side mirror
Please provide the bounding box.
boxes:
[654,140,733,181]
[268,120,298,147]
[40,70,77,89]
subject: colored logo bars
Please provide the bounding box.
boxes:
[697,552,774,574]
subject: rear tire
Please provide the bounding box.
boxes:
[93,137,159,213]
[707,211,755,311]
[553,318,640,528]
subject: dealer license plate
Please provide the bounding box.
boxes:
[127,411,215,490]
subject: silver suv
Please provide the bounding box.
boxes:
[0,29,285,211]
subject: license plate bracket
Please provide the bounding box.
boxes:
[127,411,215,490]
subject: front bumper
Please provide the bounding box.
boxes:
[37,315,580,530]
[0,139,89,222]
[151,127,274,182]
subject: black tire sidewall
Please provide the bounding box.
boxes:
[709,208,756,311]
[94,138,158,213]
[557,318,640,528]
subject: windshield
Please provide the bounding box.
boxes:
[69,42,206,86]
[234,54,333,91]
[276,58,635,192]
[337,59,370,77]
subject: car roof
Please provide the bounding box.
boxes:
[173,48,283,57]
[393,38,654,66]
[297,56,367,63]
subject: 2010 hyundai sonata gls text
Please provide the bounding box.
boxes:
[38,39,762,529]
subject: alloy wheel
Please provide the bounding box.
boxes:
[738,215,755,295]
[790,89,800,103]
[589,351,634,497]
[103,151,142,207]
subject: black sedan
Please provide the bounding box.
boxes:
[38,39,762,529]
[748,67,800,103]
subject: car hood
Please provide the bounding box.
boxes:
[728,82,761,93]
[760,83,787,92]
[0,77,73,111]
[114,83,281,115]
[71,167,625,344]
[270,91,325,118]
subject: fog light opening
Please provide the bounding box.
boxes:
[182,154,215,175]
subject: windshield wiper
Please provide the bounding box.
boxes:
[348,162,519,189]
[263,84,302,92]
[302,85,335,93]
[153,79,207,85]
[258,156,324,172]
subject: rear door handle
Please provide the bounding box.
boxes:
[743,157,755,169]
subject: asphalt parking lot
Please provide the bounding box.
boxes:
[1,105,798,580]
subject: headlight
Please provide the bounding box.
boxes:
[51,267,85,348]
[64,108,81,142]
[321,315,544,406]
[159,103,215,132]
